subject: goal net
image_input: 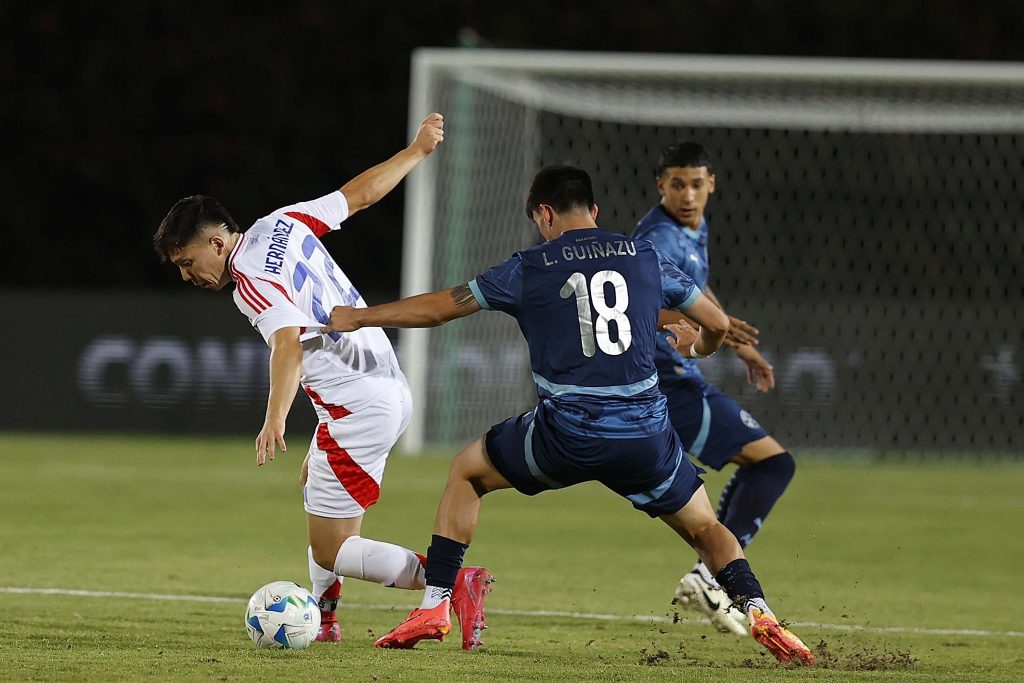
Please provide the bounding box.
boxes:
[400,49,1024,455]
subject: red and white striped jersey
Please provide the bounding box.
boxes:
[228,191,407,411]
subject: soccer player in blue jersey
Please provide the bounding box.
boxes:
[633,141,797,636]
[324,165,813,664]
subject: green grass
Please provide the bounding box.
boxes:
[0,433,1021,681]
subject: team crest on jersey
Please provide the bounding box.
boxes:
[740,410,761,430]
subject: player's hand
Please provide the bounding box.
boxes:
[325,305,362,333]
[410,112,444,156]
[255,417,287,466]
[734,344,775,392]
[726,315,759,346]
[665,322,699,357]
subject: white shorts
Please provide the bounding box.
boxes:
[302,382,412,519]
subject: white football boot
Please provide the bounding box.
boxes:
[672,564,749,636]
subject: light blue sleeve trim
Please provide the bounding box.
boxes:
[677,286,702,311]
[467,278,491,310]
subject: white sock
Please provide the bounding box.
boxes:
[308,545,342,601]
[333,536,426,590]
[419,585,451,610]
[745,596,774,617]
[693,561,722,588]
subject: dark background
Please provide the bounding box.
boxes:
[5,0,1024,300]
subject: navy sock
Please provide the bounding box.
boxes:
[424,534,468,590]
[717,451,795,547]
[715,558,765,605]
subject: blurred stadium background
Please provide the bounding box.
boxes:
[2,3,1023,680]
[2,2,1021,453]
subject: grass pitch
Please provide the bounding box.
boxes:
[0,433,1021,681]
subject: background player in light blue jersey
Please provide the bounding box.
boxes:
[633,141,797,635]
[324,165,814,664]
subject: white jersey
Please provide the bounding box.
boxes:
[227,190,407,412]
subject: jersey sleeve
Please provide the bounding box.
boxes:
[233,269,318,344]
[270,191,351,238]
[467,255,525,315]
[658,253,702,311]
[644,222,699,278]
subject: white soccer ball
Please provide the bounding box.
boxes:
[244,581,320,649]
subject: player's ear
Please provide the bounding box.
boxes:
[209,233,225,254]
[590,204,599,221]
[655,174,666,197]
[541,205,555,228]
[707,174,716,195]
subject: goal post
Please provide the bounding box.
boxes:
[400,48,1024,455]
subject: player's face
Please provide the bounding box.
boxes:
[169,232,232,291]
[657,166,715,229]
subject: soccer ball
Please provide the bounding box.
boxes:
[244,581,320,649]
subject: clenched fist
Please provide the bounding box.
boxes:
[411,112,444,156]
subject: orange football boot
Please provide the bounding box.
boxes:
[451,567,494,650]
[749,608,815,665]
[374,599,452,649]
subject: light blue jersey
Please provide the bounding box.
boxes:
[633,205,710,390]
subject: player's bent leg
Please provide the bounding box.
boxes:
[659,486,750,635]
[307,515,363,643]
[308,545,343,643]
[433,438,503,649]
[660,491,813,664]
[435,437,513,543]
[308,512,426,590]
[718,437,795,547]
[660,485,742,574]
[376,437,508,651]
[690,436,793,633]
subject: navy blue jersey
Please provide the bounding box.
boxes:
[468,228,701,439]
[633,205,710,389]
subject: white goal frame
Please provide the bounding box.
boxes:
[400,48,1024,453]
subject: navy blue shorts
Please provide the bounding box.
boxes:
[662,382,770,471]
[484,405,705,517]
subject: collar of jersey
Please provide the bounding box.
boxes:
[227,232,246,280]
[656,205,705,241]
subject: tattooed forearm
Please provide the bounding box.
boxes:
[450,283,476,308]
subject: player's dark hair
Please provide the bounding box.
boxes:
[525,164,595,219]
[153,195,241,261]
[656,141,713,177]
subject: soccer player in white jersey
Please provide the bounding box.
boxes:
[153,114,493,650]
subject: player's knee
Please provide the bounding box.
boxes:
[311,533,354,570]
[762,450,796,483]
[310,544,339,571]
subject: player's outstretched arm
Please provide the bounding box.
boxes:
[325,283,481,332]
[255,326,303,466]
[339,113,444,216]
[676,294,730,358]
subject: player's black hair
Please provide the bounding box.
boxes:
[153,195,241,261]
[525,164,595,219]
[655,141,713,177]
